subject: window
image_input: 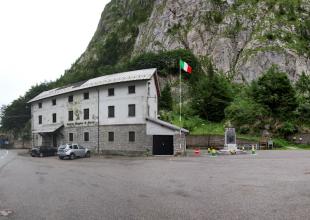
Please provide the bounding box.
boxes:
[128,85,135,94]
[68,111,73,121]
[68,95,73,102]
[84,92,89,100]
[147,82,151,96]
[108,106,115,118]
[38,103,42,108]
[84,132,89,142]
[84,109,89,120]
[128,104,136,117]
[129,131,135,142]
[52,99,56,106]
[69,133,73,142]
[73,144,78,149]
[108,88,114,96]
[38,115,42,124]
[108,132,114,142]
[52,113,57,123]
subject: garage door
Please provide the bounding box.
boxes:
[153,135,173,155]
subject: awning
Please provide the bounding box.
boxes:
[32,123,64,134]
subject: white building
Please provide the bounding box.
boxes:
[28,68,188,156]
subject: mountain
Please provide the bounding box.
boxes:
[65,0,310,83]
[2,0,310,140]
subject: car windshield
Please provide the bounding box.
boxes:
[58,145,66,149]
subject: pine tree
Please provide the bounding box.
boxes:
[251,66,297,119]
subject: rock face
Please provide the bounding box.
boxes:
[73,0,310,82]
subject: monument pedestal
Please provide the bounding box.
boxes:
[219,127,246,155]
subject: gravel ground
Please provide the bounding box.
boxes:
[1,149,310,220]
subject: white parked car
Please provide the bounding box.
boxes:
[58,144,91,160]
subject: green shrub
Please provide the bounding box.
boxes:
[296,103,310,125]
[225,96,268,133]
[191,60,233,122]
[251,66,298,119]
[278,121,297,138]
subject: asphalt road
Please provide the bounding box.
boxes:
[1,149,310,220]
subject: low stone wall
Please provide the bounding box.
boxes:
[99,150,148,157]
[186,135,258,149]
[12,140,32,149]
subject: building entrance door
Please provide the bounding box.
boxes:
[52,134,57,148]
[153,135,173,155]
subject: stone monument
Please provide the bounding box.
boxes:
[224,127,238,152]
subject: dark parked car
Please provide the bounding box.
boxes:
[30,146,57,157]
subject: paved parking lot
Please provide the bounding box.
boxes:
[1,149,310,220]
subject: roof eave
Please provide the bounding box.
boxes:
[146,117,189,134]
[28,68,157,103]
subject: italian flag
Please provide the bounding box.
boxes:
[179,60,192,74]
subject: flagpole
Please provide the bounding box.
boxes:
[179,60,182,151]
[179,62,182,124]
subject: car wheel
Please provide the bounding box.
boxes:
[40,153,44,157]
[59,156,63,160]
[85,151,90,158]
[70,153,76,160]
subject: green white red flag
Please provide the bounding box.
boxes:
[179,60,192,74]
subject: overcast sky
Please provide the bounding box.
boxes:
[0,0,110,106]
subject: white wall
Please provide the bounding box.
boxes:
[99,80,156,125]
[32,88,99,132]
[146,121,176,135]
[31,76,159,131]
[147,76,158,119]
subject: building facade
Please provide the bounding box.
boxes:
[28,69,188,155]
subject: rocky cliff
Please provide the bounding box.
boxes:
[69,0,310,83]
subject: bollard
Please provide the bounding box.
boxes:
[211,148,217,157]
[194,148,200,156]
[252,145,256,155]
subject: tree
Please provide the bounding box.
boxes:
[295,71,310,102]
[225,96,268,133]
[191,61,232,122]
[159,84,173,111]
[251,66,297,119]
[296,103,310,125]
[0,82,51,135]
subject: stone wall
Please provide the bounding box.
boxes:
[12,140,32,149]
[99,124,152,153]
[63,124,152,154]
[33,124,188,156]
[186,135,258,148]
[64,126,98,151]
[174,133,187,154]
